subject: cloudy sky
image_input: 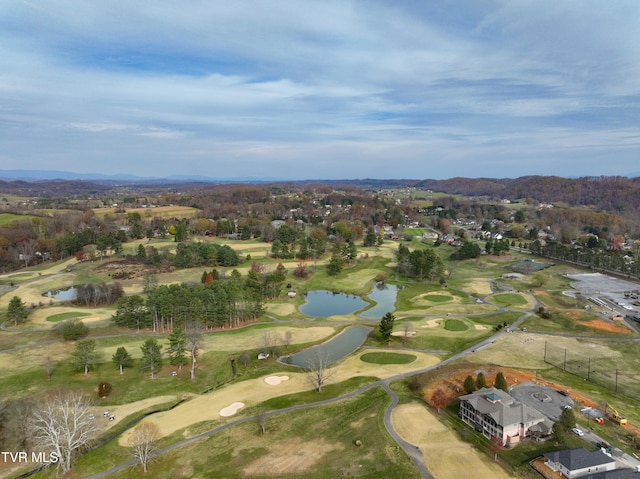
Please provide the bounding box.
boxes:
[1,1,639,180]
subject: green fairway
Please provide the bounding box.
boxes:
[45,311,91,322]
[360,352,417,364]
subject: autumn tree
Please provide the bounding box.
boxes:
[6,295,28,326]
[29,391,97,474]
[130,421,160,473]
[429,388,448,414]
[112,346,133,375]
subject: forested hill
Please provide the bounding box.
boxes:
[2,175,640,214]
[414,176,640,213]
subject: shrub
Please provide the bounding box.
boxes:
[98,381,112,398]
[58,319,89,341]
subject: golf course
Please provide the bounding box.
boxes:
[1,233,639,479]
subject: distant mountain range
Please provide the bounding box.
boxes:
[0,169,280,183]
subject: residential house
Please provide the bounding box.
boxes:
[543,448,617,478]
[459,387,547,446]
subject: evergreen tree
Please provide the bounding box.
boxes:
[463,375,476,394]
[140,338,163,379]
[71,339,101,375]
[112,346,133,375]
[327,249,344,276]
[494,372,508,392]
[167,327,188,369]
[7,296,28,326]
[378,312,396,342]
[136,243,147,262]
[476,372,487,389]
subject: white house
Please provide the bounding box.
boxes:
[459,387,547,446]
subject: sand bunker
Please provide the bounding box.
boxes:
[264,375,290,385]
[391,331,417,337]
[219,402,245,417]
[474,325,488,330]
[422,319,442,328]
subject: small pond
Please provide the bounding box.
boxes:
[43,286,78,301]
[358,283,400,319]
[299,290,368,318]
[299,283,399,319]
[284,326,372,368]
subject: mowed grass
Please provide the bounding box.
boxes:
[360,352,417,364]
[444,319,469,331]
[68,387,422,479]
[0,212,40,225]
[45,311,91,322]
[91,205,200,219]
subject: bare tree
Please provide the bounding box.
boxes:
[184,320,203,380]
[130,421,160,473]
[13,239,39,267]
[257,411,268,434]
[43,355,56,380]
[284,330,293,350]
[304,350,335,393]
[402,321,412,344]
[0,397,34,451]
[259,330,279,356]
[29,391,97,474]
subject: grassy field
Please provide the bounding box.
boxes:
[0,212,40,225]
[3,236,640,478]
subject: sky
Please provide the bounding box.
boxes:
[1,1,639,181]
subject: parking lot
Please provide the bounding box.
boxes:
[566,273,640,314]
[510,383,575,422]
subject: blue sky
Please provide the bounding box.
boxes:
[1,1,639,180]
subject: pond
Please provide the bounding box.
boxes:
[298,283,399,319]
[43,286,78,301]
[358,283,400,319]
[283,325,372,368]
[299,290,368,318]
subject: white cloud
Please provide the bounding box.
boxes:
[0,0,638,179]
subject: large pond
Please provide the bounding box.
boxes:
[43,286,78,301]
[284,325,372,368]
[299,283,399,319]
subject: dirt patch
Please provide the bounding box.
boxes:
[464,279,493,296]
[421,365,598,410]
[242,438,340,476]
[576,318,632,334]
[392,403,516,479]
[391,330,417,337]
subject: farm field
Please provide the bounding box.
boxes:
[2,234,640,478]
